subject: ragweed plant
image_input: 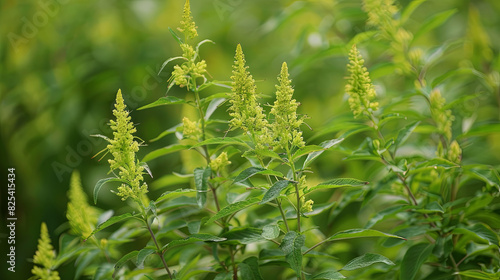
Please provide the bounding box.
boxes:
[30,223,60,280]
[66,170,96,239]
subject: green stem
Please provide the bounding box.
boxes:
[229,246,238,280]
[143,215,173,279]
[286,145,300,233]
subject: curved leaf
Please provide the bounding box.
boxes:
[162,234,226,251]
[93,177,131,204]
[326,229,405,242]
[138,96,188,110]
[305,178,369,194]
[234,167,283,183]
[85,213,134,240]
[340,253,395,271]
[136,247,156,267]
[260,180,291,204]
[400,243,434,280]
[303,138,344,168]
[194,167,211,208]
[191,137,250,148]
[205,197,261,225]
[309,271,346,280]
[280,231,305,277]
[142,144,191,162]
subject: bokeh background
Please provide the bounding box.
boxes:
[1,0,500,279]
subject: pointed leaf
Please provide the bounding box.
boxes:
[168,27,183,44]
[455,270,500,279]
[142,144,191,162]
[309,271,346,280]
[394,121,420,148]
[293,145,325,161]
[205,197,261,225]
[138,96,188,110]
[454,224,499,247]
[194,167,211,208]
[326,229,405,242]
[303,138,344,168]
[305,178,369,194]
[163,234,226,251]
[156,189,197,203]
[85,213,134,240]
[205,98,226,120]
[240,257,264,280]
[234,167,283,183]
[93,177,131,204]
[149,123,182,142]
[191,137,250,148]
[136,247,156,267]
[400,243,434,280]
[280,231,305,277]
[222,227,264,244]
[414,9,457,40]
[114,250,139,275]
[340,253,395,271]
[260,180,291,204]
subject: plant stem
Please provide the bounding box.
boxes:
[229,246,238,280]
[286,146,300,232]
[144,217,173,279]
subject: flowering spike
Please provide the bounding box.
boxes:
[430,89,455,141]
[228,44,271,149]
[31,223,60,280]
[270,62,304,149]
[107,90,148,202]
[178,0,198,40]
[210,152,231,172]
[66,171,96,239]
[345,45,379,118]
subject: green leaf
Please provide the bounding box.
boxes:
[136,247,156,267]
[168,27,183,44]
[458,123,500,139]
[455,270,500,279]
[303,138,344,168]
[205,197,261,225]
[85,213,134,240]
[240,257,264,280]
[280,231,305,277]
[234,167,283,183]
[262,225,280,240]
[191,137,250,148]
[205,98,225,120]
[455,224,499,246]
[347,31,377,47]
[138,96,188,110]
[414,9,457,40]
[309,271,346,280]
[365,205,407,229]
[305,178,369,194]
[401,0,427,24]
[415,201,444,214]
[114,250,139,273]
[340,253,395,271]
[394,121,420,149]
[293,145,325,161]
[194,167,211,208]
[142,144,191,162]
[162,234,226,251]
[326,229,405,242]
[156,189,197,203]
[400,243,434,280]
[149,124,182,142]
[93,177,131,204]
[221,227,264,244]
[260,180,291,204]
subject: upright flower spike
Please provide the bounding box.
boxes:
[345,45,379,118]
[228,44,271,149]
[270,62,305,150]
[178,0,198,40]
[107,90,148,202]
[430,89,454,141]
[66,171,96,239]
[31,223,60,280]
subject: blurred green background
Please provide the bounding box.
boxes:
[1,0,500,279]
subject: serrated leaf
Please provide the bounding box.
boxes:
[303,138,344,168]
[93,177,131,204]
[305,178,369,194]
[142,144,191,162]
[340,253,395,271]
[205,197,261,225]
[260,180,291,204]
[240,257,264,280]
[85,213,134,240]
[400,243,434,280]
[156,189,197,203]
[194,167,211,208]
[136,248,156,267]
[326,229,405,242]
[191,137,250,148]
[162,234,226,251]
[309,271,346,280]
[280,231,305,277]
[138,96,188,110]
[234,167,283,183]
[262,225,280,240]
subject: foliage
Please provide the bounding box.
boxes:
[25,0,500,279]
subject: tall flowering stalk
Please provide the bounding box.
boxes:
[345,45,379,120]
[66,171,96,239]
[228,44,271,150]
[107,89,148,203]
[31,223,60,280]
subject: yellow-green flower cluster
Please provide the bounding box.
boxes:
[107,90,148,202]
[228,44,271,150]
[362,0,413,73]
[178,0,198,40]
[210,152,231,172]
[66,171,96,239]
[31,223,60,280]
[345,45,379,118]
[430,89,454,141]
[171,44,207,90]
[182,117,201,139]
[448,140,462,164]
[270,62,305,149]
